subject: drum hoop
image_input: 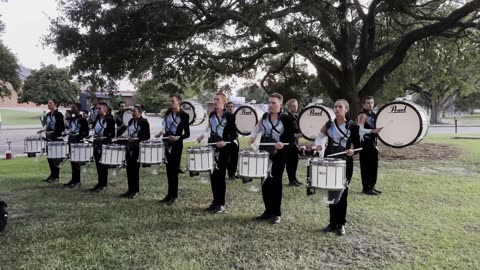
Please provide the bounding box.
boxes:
[180,101,197,126]
[298,105,333,141]
[375,101,425,148]
[233,105,259,136]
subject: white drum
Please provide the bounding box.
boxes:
[47,141,69,159]
[186,146,214,172]
[308,158,346,190]
[70,143,93,162]
[24,137,45,153]
[375,100,429,148]
[237,150,269,179]
[298,105,334,141]
[100,144,126,166]
[181,101,206,126]
[234,105,260,136]
[139,141,165,164]
[122,108,133,127]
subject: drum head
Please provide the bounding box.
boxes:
[298,105,334,141]
[122,108,133,126]
[192,103,206,126]
[180,101,196,125]
[234,105,259,136]
[375,101,428,148]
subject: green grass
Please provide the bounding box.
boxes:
[1,136,480,269]
[0,109,43,126]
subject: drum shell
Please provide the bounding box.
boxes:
[186,146,214,172]
[237,150,269,178]
[139,141,165,164]
[308,158,346,190]
[70,143,93,162]
[24,137,45,153]
[100,144,126,166]
[47,142,69,159]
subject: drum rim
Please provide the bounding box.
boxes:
[375,100,427,148]
[180,101,199,126]
[122,108,133,126]
[233,105,259,136]
[298,105,333,141]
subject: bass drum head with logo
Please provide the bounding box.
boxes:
[298,105,334,141]
[234,105,259,136]
[375,101,429,148]
[122,108,133,126]
[180,101,206,126]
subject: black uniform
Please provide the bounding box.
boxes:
[92,115,115,189]
[285,111,300,185]
[257,112,295,218]
[163,109,190,201]
[358,110,379,192]
[227,138,239,179]
[207,111,237,208]
[45,109,65,180]
[125,117,150,194]
[67,114,89,185]
[114,110,127,137]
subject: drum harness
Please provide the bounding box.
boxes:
[209,113,228,169]
[127,118,141,156]
[164,111,181,154]
[259,112,285,178]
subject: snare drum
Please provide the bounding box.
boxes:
[100,144,126,166]
[24,137,45,153]
[139,141,165,164]
[237,150,269,179]
[70,143,93,162]
[186,146,214,172]
[307,158,346,190]
[47,141,69,159]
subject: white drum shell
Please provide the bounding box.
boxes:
[47,142,69,159]
[24,137,45,153]
[139,141,165,164]
[70,143,93,162]
[237,150,269,178]
[308,158,346,190]
[100,144,126,166]
[186,146,214,172]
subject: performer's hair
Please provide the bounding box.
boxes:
[226,101,234,106]
[335,99,350,111]
[97,101,109,109]
[215,92,227,103]
[133,104,143,113]
[49,99,59,106]
[269,92,284,104]
[72,103,81,110]
[172,95,182,102]
[286,99,297,107]
[118,101,125,107]
[362,96,374,104]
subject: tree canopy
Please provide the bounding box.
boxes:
[0,5,21,98]
[47,0,480,114]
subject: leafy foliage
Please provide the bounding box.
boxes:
[0,42,20,97]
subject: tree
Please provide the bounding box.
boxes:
[134,81,181,113]
[46,1,480,116]
[0,7,21,98]
[19,64,80,105]
[454,92,480,113]
[237,83,269,104]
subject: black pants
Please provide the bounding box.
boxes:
[328,156,353,226]
[165,143,183,199]
[262,150,286,217]
[210,147,228,206]
[71,162,81,183]
[227,141,239,178]
[285,144,299,183]
[94,145,108,187]
[360,146,378,191]
[47,159,60,179]
[126,146,140,193]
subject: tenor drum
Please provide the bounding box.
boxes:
[308,158,346,190]
[234,105,260,136]
[186,146,214,172]
[237,150,270,179]
[298,105,334,141]
[375,100,429,148]
[180,101,206,126]
[24,137,45,153]
[70,143,93,162]
[100,144,126,166]
[139,141,165,164]
[47,142,69,159]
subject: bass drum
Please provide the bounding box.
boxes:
[298,105,334,141]
[180,101,206,126]
[234,105,259,136]
[122,108,133,127]
[375,100,429,148]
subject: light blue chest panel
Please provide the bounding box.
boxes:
[327,121,350,148]
[128,120,140,138]
[210,114,227,138]
[94,118,107,136]
[70,118,81,134]
[164,113,180,134]
[46,113,56,131]
[261,116,284,142]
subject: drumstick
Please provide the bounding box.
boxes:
[257,143,290,146]
[327,148,363,157]
[205,142,231,146]
[113,137,139,141]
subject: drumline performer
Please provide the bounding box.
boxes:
[197,93,237,214]
[314,99,356,236]
[225,101,239,180]
[64,103,89,188]
[120,105,150,198]
[357,96,383,195]
[155,95,190,205]
[38,99,65,183]
[114,101,127,137]
[89,102,116,193]
[285,99,303,187]
[248,93,295,224]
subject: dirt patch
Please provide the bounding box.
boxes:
[378,143,462,161]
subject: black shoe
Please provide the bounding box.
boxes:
[323,224,337,233]
[288,181,302,187]
[120,192,131,198]
[204,203,217,212]
[295,180,303,186]
[272,216,281,224]
[254,211,271,221]
[42,176,52,182]
[128,192,138,199]
[189,171,200,177]
[159,196,171,203]
[363,189,379,196]
[178,168,185,174]
[46,178,59,183]
[214,205,225,214]
[96,186,107,193]
[241,178,253,184]
[372,188,382,194]
[67,182,81,189]
[63,181,73,187]
[89,185,101,192]
[337,225,346,236]
[166,197,176,205]
[229,176,238,181]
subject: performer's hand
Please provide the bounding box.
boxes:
[88,124,93,129]
[316,145,323,152]
[196,135,204,143]
[128,138,136,143]
[345,149,354,156]
[275,142,284,150]
[248,137,255,145]
[371,127,383,134]
[169,135,178,142]
[216,141,226,148]
[37,130,43,134]
[295,133,303,139]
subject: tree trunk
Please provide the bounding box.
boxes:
[430,101,443,124]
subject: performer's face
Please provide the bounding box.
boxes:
[288,102,298,113]
[119,103,125,111]
[334,101,348,117]
[47,100,56,111]
[362,98,374,111]
[268,97,281,113]
[169,97,180,109]
[96,105,107,115]
[132,108,141,119]
[213,95,225,110]
[226,103,234,113]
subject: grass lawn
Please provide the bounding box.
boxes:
[0,109,43,126]
[1,135,479,269]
